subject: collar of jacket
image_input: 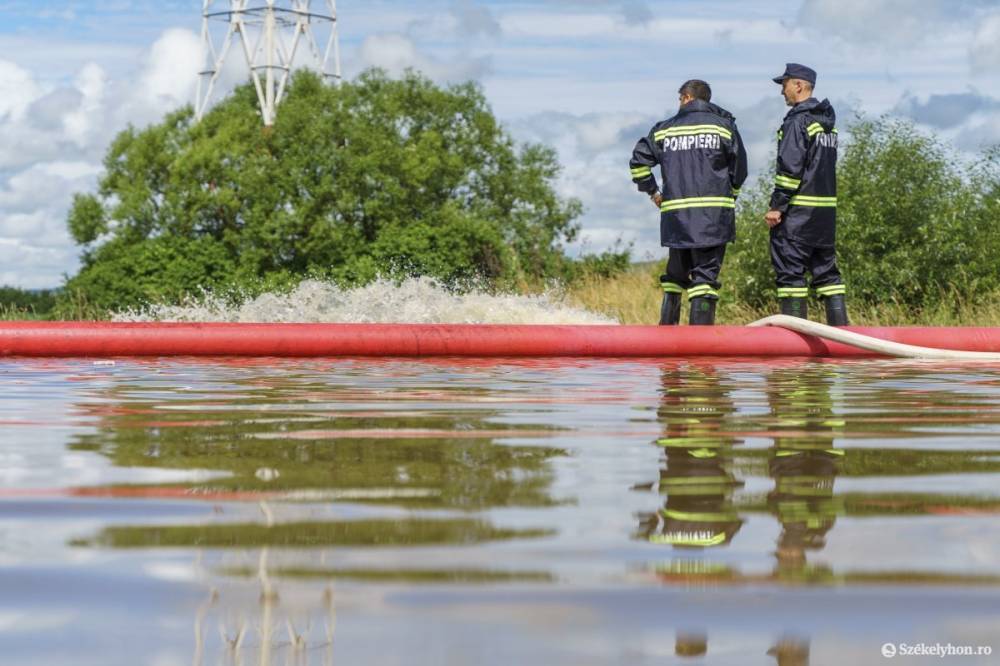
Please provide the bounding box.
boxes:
[785,97,836,127]
[678,99,735,122]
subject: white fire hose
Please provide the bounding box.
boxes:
[749,315,1000,360]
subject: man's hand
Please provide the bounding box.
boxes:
[765,209,783,228]
[650,192,663,208]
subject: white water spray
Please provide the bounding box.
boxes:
[115,277,618,325]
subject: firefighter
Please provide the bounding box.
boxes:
[630,80,748,326]
[765,64,848,326]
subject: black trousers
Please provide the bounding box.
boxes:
[661,245,727,300]
[770,236,843,291]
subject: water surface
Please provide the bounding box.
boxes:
[1,358,998,665]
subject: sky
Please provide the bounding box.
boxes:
[1,0,999,288]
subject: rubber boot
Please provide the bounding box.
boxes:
[688,297,717,326]
[659,292,682,326]
[780,297,808,320]
[824,294,849,327]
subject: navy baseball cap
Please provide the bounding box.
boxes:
[772,63,817,85]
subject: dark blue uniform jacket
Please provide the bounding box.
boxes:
[769,98,838,248]
[630,100,748,249]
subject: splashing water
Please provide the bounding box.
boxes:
[115,277,618,325]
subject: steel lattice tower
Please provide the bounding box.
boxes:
[196,0,342,126]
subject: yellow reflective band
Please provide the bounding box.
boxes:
[631,167,652,179]
[777,287,810,298]
[661,196,736,212]
[774,174,802,189]
[777,129,784,141]
[655,124,732,140]
[649,531,727,547]
[660,509,739,523]
[656,437,728,448]
[687,285,719,299]
[815,284,846,296]
[807,123,836,136]
[688,448,718,459]
[659,476,733,486]
[667,487,729,497]
[790,195,837,207]
[732,188,741,196]
[655,129,732,140]
[661,281,685,294]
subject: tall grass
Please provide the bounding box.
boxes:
[0,289,104,321]
[0,304,43,321]
[5,263,1000,326]
[564,261,1000,326]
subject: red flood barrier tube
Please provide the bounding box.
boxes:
[4,322,1000,358]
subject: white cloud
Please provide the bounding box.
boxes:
[450,0,501,37]
[500,13,800,45]
[510,110,667,259]
[970,13,1000,71]
[894,89,1000,129]
[2,0,1000,288]
[796,0,974,45]
[0,60,43,123]
[0,28,203,288]
[135,28,201,115]
[63,64,108,147]
[358,33,492,82]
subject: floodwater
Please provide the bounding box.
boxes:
[1,357,999,665]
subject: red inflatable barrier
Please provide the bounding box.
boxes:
[2,322,1000,358]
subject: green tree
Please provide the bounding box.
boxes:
[726,115,1000,311]
[65,70,584,311]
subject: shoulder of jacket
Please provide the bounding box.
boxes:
[784,113,808,129]
[657,113,684,129]
[708,106,737,128]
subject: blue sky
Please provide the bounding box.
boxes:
[1,0,999,287]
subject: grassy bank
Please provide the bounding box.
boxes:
[5,264,1000,326]
[564,262,1000,326]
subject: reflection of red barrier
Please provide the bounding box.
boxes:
[3,322,1000,358]
[0,486,270,501]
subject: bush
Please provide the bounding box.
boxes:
[63,69,584,312]
[725,115,1000,311]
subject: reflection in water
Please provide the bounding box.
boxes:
[636,365,744,548]
[69,378,567,509]
[3,359,1000,664]
[762,368,842,665]
[637,361,1000,665]
[765,366,843,582]
[768,638,811,666]
[61,368,569,665]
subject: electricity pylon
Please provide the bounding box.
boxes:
[196,0,342,126]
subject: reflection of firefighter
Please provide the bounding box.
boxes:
[768,638,810,666]
[675,632,708,658]
[765,366,844,574]
[636,365,744,548]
